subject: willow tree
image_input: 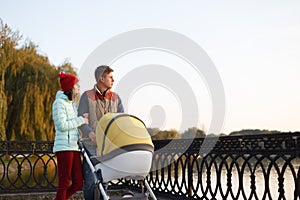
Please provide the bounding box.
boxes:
[1,19,77,141]
[0,20,21,140]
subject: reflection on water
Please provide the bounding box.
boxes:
[0,154,57,190]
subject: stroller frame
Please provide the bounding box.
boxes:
[78,139,157,200]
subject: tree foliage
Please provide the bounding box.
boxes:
[0,19,76,141]
[147,128,180,140]
[0,20,21,140]
[148,127,207,140]
[181,127,206,139]
[229,129,282,136]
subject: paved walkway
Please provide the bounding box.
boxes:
[0,191,167,200]
[0,192,82,200]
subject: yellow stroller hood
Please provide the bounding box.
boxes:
[96,113,154,161]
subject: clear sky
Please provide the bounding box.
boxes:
[1,0,299,134]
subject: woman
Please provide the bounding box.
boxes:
[52,72,88,200]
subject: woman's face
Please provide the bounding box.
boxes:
[72,82,80,96]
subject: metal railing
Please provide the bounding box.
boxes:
[0,141,57,193]
[146,133,300,200]
[1,133,300,199]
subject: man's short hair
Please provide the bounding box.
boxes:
[94,65,114,83]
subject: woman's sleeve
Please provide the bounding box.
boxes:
[52,99,85,131]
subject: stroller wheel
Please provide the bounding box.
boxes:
[122,190,134,198]
[94,184,109,200]
[93,186,100,200]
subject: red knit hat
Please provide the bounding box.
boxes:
[59,72,79,92]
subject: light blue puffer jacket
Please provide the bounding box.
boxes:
[52,91,85,153]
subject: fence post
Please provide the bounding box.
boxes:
[188,154,193,198]
[294,166,300,199]
[293,136,300,200]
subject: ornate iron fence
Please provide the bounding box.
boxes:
[146,133,300,200]
[0,141,57,193]
[1,133,300,200]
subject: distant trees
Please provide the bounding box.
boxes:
[229,129,282,136]
[147,127,296,140]
[148,128,180,140]
[0,19,76,141]
[148,127,206,140]
[181,127,206,139]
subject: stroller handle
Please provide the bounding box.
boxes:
[77,139,109,200]
[80,137,92,142]
[79,137,97,146]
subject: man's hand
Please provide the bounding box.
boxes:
[88,131,96,142]
[83,113,89,124]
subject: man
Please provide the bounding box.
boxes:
[78,65,124,200]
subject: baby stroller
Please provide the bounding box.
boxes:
[78,113,157,200]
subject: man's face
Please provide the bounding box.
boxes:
[100,72,114,89]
